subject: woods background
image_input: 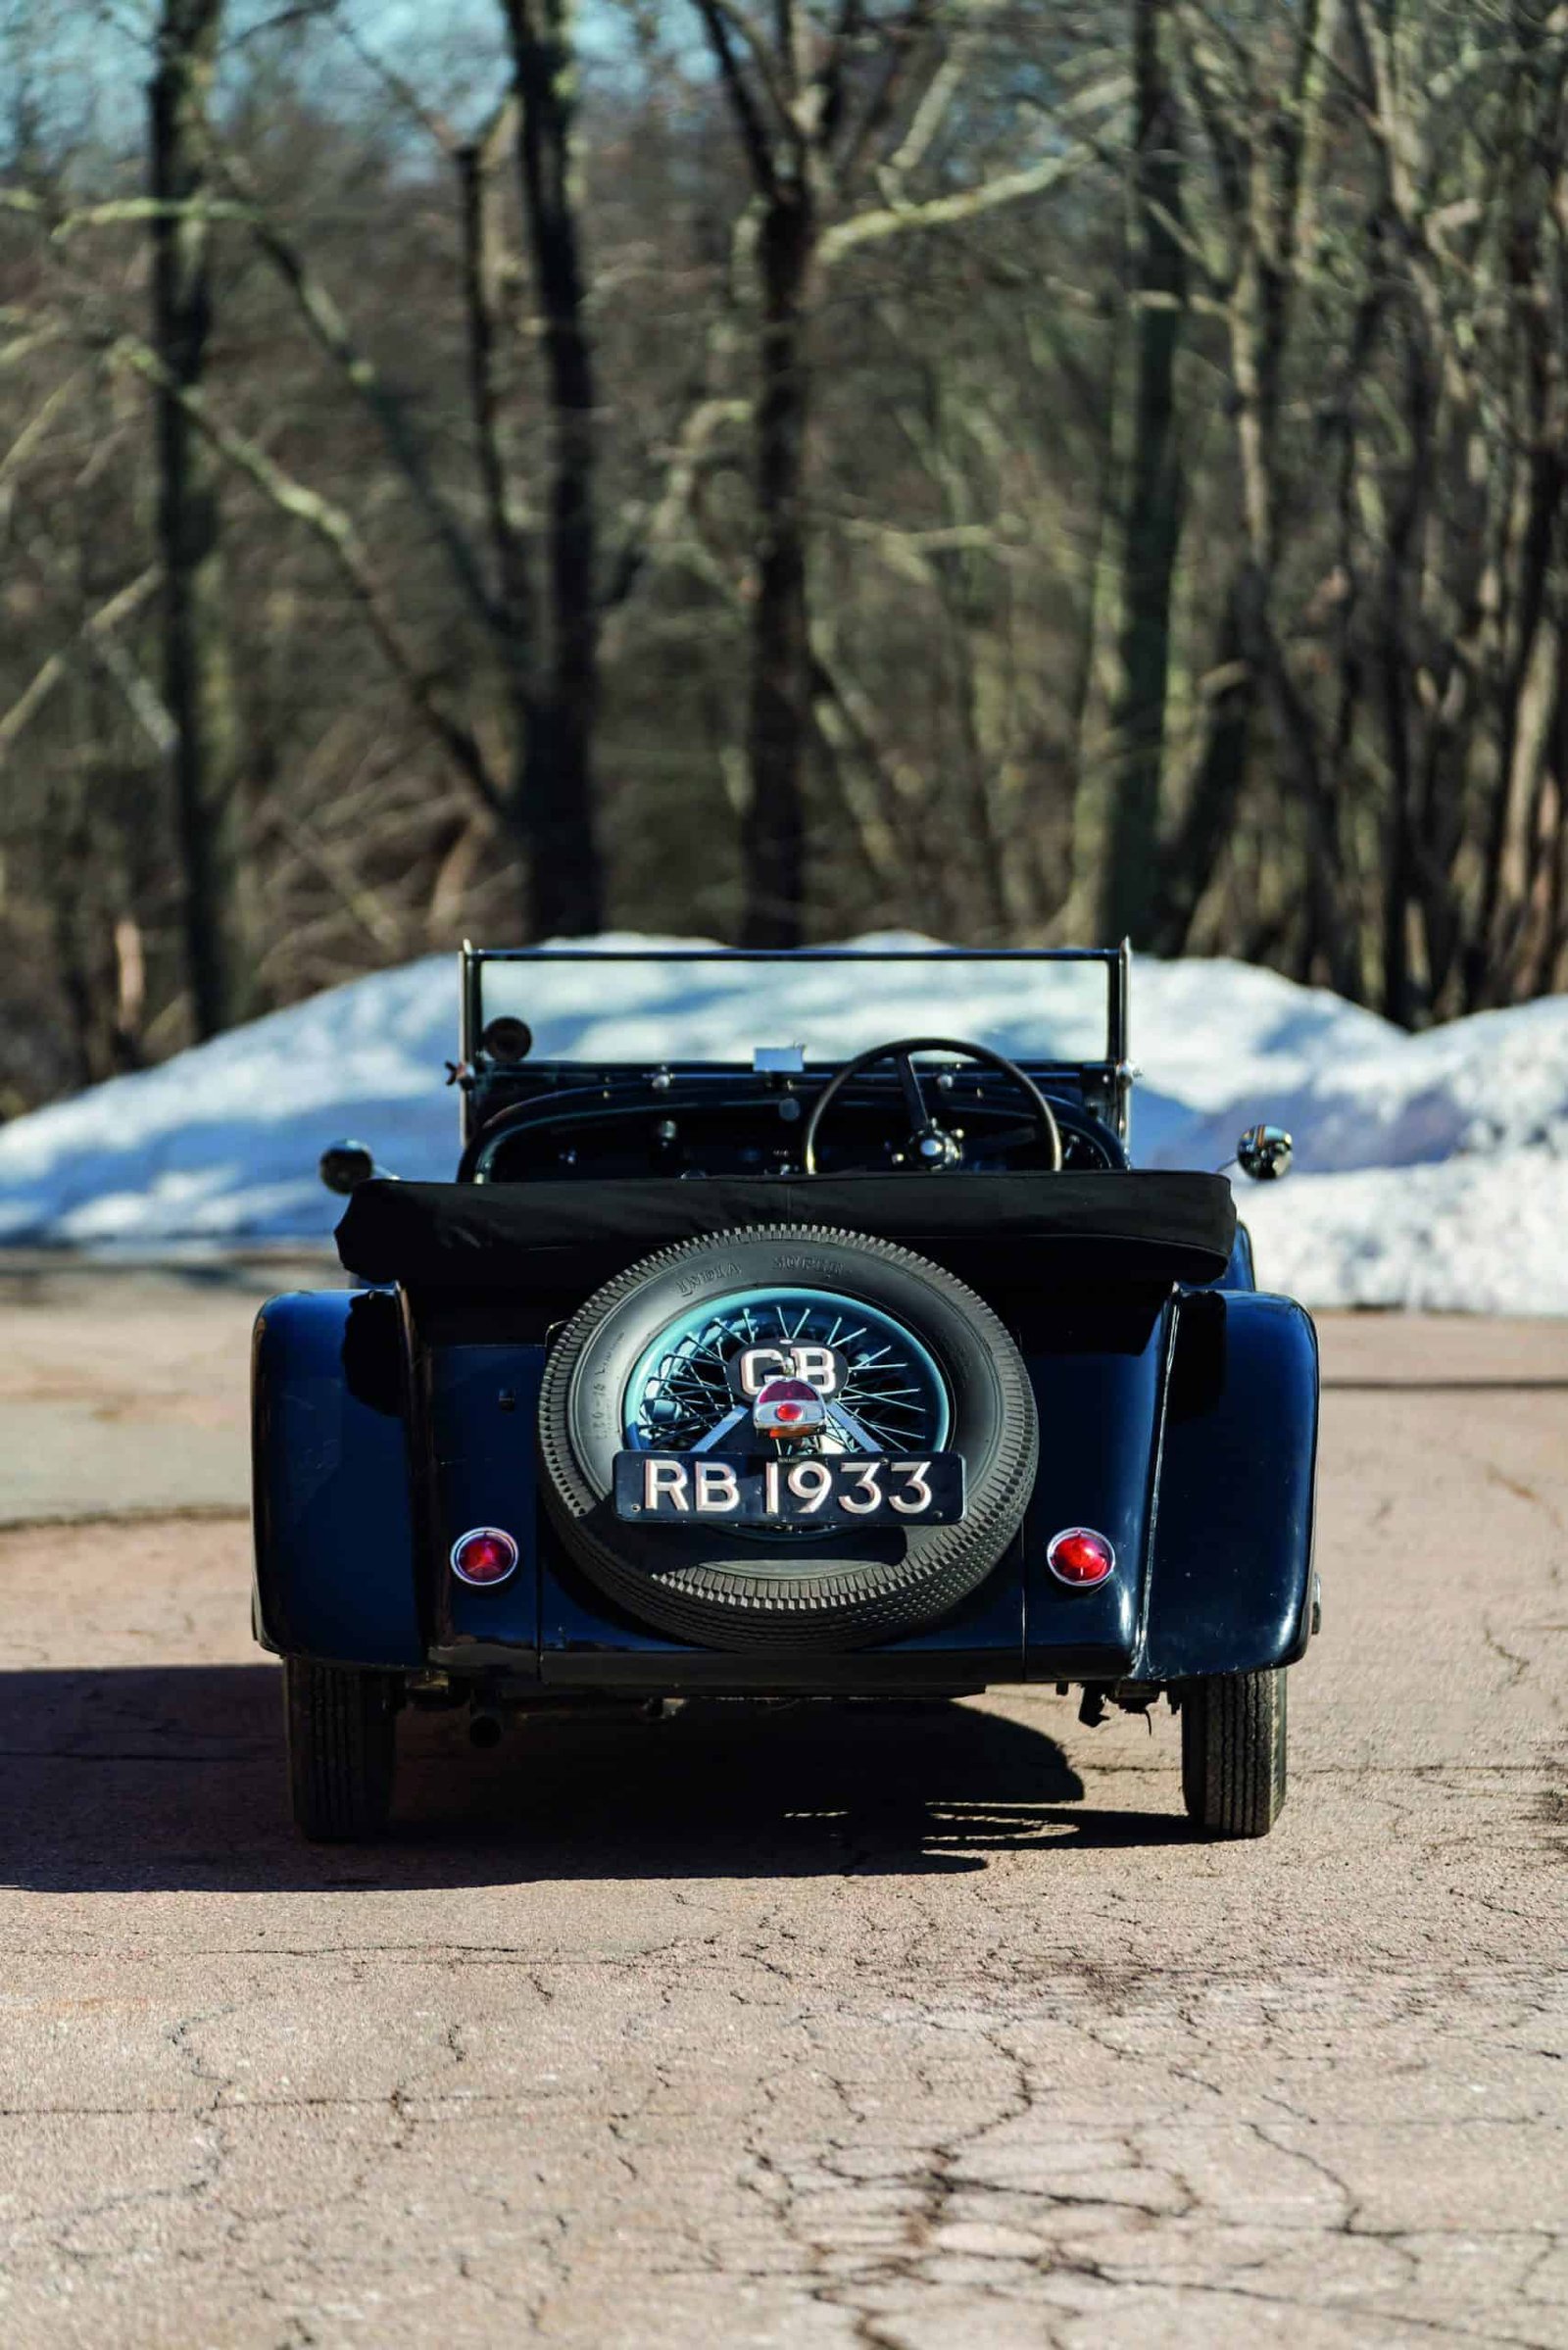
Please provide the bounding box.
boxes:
[2,0,1566,1115]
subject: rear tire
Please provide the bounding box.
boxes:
[284,1658,399,1841]
[1180,1669,1287,1839]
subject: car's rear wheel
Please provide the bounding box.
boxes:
[283,1658,399,1841]
[537,1225,1037,1649]
[1180,1668,1288,1839]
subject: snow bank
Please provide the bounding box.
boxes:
[1,935,1564,1310]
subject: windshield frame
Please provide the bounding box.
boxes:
[458,943,1134,1145]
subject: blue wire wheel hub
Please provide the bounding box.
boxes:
[624,1286,952,1459]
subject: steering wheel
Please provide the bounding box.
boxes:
[802,1036,1063,1176]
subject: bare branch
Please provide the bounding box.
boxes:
[602,200,760,628]
[601,393,751,647]
[0,188,254,235]
[6,517,173,755]
[873,0,998,198]
[456,95,540,716]
[692,0,783,195]
[0,566,162,767]
[110,333,507,819]
[198,135,501,631]
[315,1,462,152]
[268,802,407,953]
[819,144,1088,267]
[0,372,85,486]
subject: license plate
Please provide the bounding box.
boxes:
[612,1451,965,1527]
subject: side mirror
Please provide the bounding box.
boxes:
[318,1138,377,1196]
[1236,1123,1293,1182]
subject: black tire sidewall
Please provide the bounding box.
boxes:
[284,1657,398,1841]
[537,1226,1037,1648]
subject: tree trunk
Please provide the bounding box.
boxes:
[1102,0,1186,948]
[1150,580,1252,954]
[456,116,546,930]
[505,0,604,938]
[149,0,252,1036]
[742,183,814,947]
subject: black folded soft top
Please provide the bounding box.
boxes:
[336,1171,1237,1293]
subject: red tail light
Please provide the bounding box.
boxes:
[1047,1527,1115,1586]
[752,1375,827,1438]
[451,1526,519,1588]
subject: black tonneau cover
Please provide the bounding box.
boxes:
[336,1172,1236,1293]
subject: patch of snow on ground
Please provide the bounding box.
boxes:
[1,934,1565,1310]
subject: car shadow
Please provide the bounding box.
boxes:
[0,1664,1194,1892]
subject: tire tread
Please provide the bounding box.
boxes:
[1181,1669,1287,1839]
[284,1658,397,1841]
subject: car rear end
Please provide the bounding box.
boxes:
[254,1172,1316,1840]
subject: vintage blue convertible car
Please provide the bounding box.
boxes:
[252,945,1316,1843]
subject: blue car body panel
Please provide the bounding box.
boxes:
[255,1278,1317,1690]
[252,1291,423,1668]
[1020,1295,1168,1675]
[1215,1221,1256,1292]
[1141,1291,1319,1679]
[426,1342,544,1666]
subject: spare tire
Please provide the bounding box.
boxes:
[537,1225,1037,1649]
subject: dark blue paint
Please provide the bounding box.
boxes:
[535,1514,1024,1687]
[253,1278,1317,1689]
[428,1344,544,1664]
[1021,1302,1170,1678]
[538,1528,691,1659]
[1215,1221,1256,1291]
[536,1506,1026,1670]
[251,1292,423,1667]
[1141,1291,1318,1679]
[869,1537,1025,1665]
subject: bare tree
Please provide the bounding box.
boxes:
[170,10,606,941]
[692,0,1102,944]
[149,0,253,1033]
[4,0,1568,1117]
[1101,0,1186,948]
[500,0,605,935]
[689,0,818,943]
[1156,0,1357,994]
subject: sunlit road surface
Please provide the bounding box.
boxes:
[0,1267,1564,2349]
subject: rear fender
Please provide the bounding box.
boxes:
[1214,1222,1256,1291]
[423,1339,545,1668]
[1140,1290,1318,1679]
[252,1291,423,1667]
[1022,1289,1169,1678]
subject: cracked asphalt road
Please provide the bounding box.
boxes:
[0,1269,1565,2348]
